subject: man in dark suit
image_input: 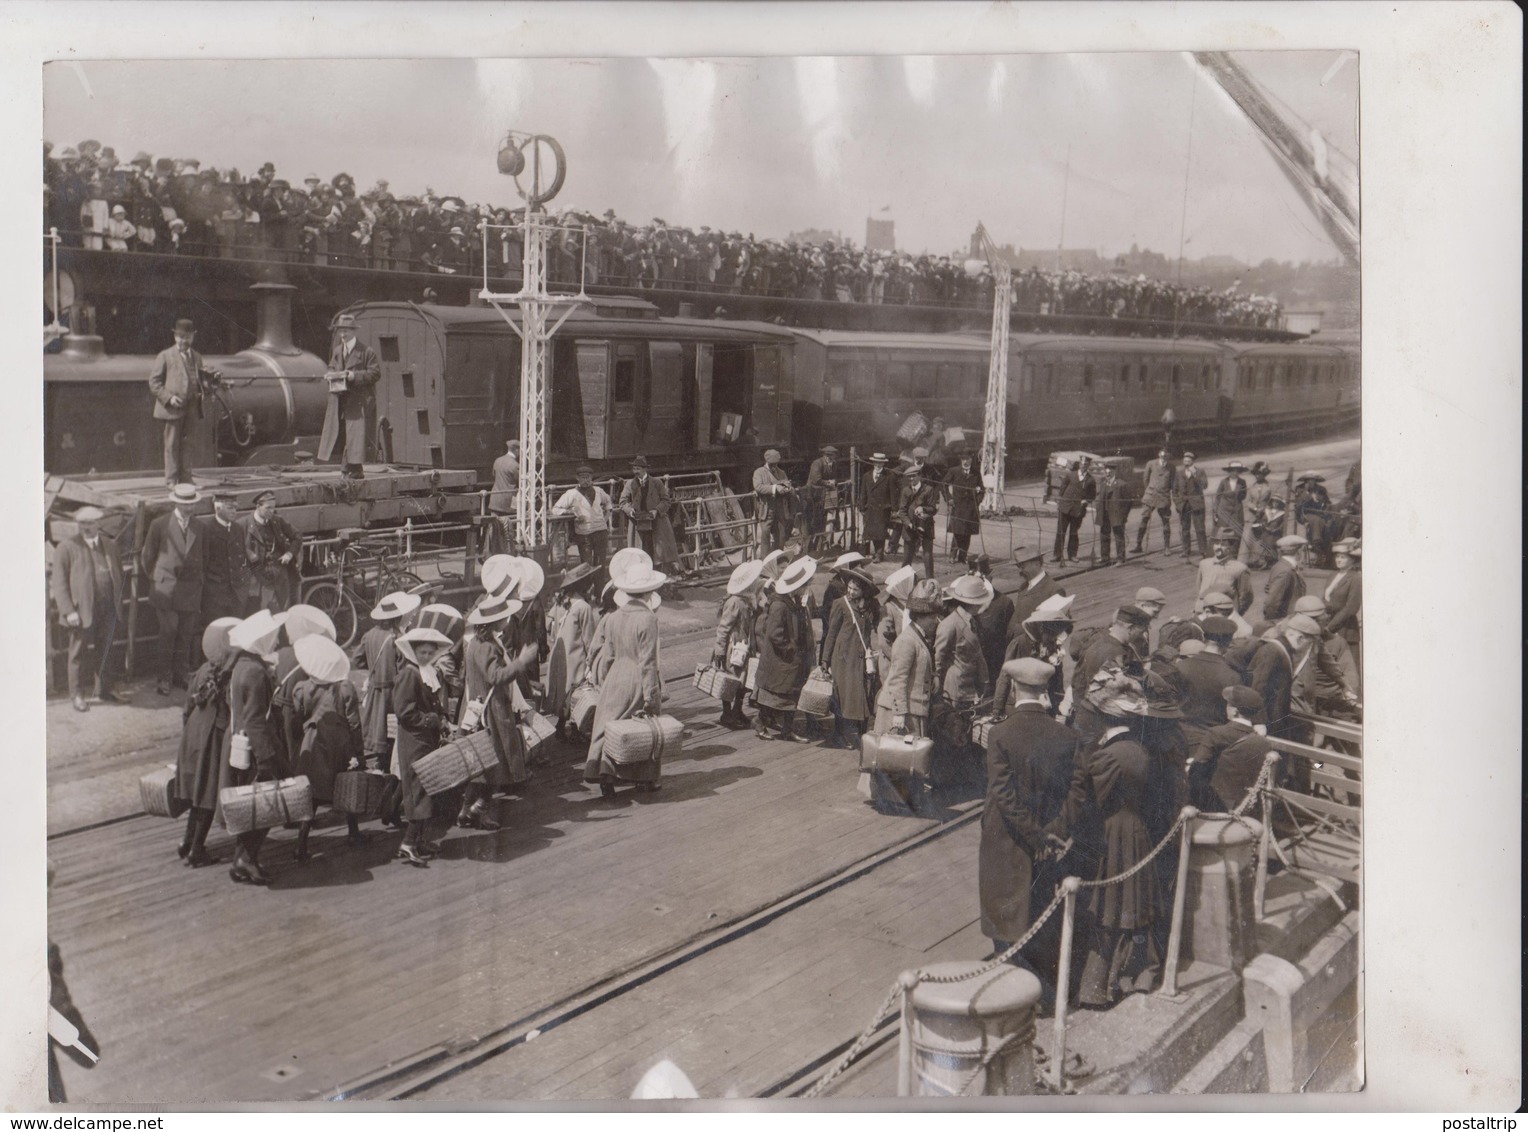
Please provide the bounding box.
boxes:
[1262,533,1308,622]
[897,463,941,577]
[1007,546,1065,640]
[201,492,253,622]
[1174,616,1243,749]
[244,490,302,614]
[1187,685,1274,813]
[147,318,222,488]
[1052,459,1095,564]
[859,452,898,561]
[140,485,210,695]
[1134,448,1176,553]
[50,507,125,712]
[1096,462,1135,566]
[804,445,838,555]
[317,312,382,480]
[980,657,1080,995]
[1071,605,1151,742]
[1172,451,1209,562]
[970,555,1012,695]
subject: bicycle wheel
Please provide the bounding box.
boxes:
[302,580,360,648]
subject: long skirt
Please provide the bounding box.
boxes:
[395,735,434,822]
[583,658,660,785]
[1079,924,1162,1006]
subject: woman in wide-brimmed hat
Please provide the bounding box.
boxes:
[993,595,1074,717]
[290,636,364,861]
[821,566,880,749]
[1241,461,1276,569]
[712,559,766,730]
[872,591,942,738]
[753,557,817,742]
[584,565,668,796]
[173,617,241,869]
[350,590,421,778]
[220,611,288,886]
[463,593,538,823]
[547,563,601,738]
[391,625,455,867]
[1071,665,1162,1008]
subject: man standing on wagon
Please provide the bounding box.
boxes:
[147,318,222,488]
[317,312,381,482]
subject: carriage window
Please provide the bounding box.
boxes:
[1022,363,1035,394]
[936,363,965,401]
[1201,363,1212,390]
[912,362,937,396]
[1137,363,1149,390]
[1082,364,1094,394]
[885,362,912,400]
[964,365,985,401]
[1044,365,1057,397]
[612,355,636,404]
[379,336,401,362]
[850,361,874,400]
[1170,364,1182,392]
[828,362,850,404]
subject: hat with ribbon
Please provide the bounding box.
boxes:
[775,558,817,595]
[944,574,994,607]
[168,483,203,506]
[868,452,889,465]
[507,557,545,603]
[416,603,465,645]
[481,554,521,602]
[758,548,788,582]
[609,547,656,591]
[370,590,422,621]
[282,604,336,644]
[727,559,766,596]
[467,593,522,626]
[1222,461,1247,473]
[559,562,599,592]
[831,551,868,572]
[294,636,350,685]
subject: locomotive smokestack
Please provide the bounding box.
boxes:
[250,282,300,356]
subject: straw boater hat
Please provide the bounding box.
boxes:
[507,557,546,603]
[282,604,336,644]
[758,548,788,582]
[201,617,242,667]
[775,557,817,595]
[370,590,422,622]
[868,452,889,465]
[831,551,868,572]
[228,610,281,656]
[882,565,918,605]
[558,562,598,593]
[944,574,994,609]
[416,603,466,645]
[481,554,521,602]
[294,637,350,685]
[168,483,202,506]
[726,559,766,596]
[74,505,105,523]
[1222,461,1248,473]
[467,593,522,626]
[608,546,655,589]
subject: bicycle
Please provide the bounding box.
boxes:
[300,538,426,647]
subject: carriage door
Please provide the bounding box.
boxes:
[647,341,684,454]
[752,345,788,447]
[575,340,611,460]
[694,343,717,450]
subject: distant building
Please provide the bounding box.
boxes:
[1284,310,1324,336]
[787,228,846,247]
[865,217,895,252]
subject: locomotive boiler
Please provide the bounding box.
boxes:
[43,282,330,475]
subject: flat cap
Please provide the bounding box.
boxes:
[1012,545,1042,565]
[1134,586,1167,605]
[1277,534,1308,550]
[1222,685,1264,714]
[1199,616,1237,638]
[1201,591,1234,609]
[1284,613,1322,635]
[1292,595,1327,615]
[1003,657,1055,687]
[1115,605,1153,628]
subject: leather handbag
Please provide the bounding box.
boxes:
[331,769,397,818]
[859,730,934,780]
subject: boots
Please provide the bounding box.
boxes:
[294,821,312,864]
[182,808,215,868]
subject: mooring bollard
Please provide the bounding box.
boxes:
[1184,813,1263,973]
[901,960,1043,1096]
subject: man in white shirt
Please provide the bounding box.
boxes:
[489,439,521,552]
[551,464,614,568]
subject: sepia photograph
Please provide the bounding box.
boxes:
[5,1,1520,1116]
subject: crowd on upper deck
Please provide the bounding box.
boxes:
[43,139,1283,329]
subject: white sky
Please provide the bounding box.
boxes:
[43,51,1357,263]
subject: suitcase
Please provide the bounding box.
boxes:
[859,731,935,779]
[897,411,929,444]
[140,764,189,818]
[331,769,398,818]
[743,656,760,692]
[970,716,998,750]
[413,729,499,795]
[219,775,315,834]
[796,668,835,717]
[693,664,742,702]
[519,711,558,760]
[570,683,601,734]
[603,714,684,766]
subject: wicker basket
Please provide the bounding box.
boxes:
[519,712,558,759]
[970,716,998,750]
[603,714,683,767]
[140,764,188,818]
[570,683,601,733]
[219,775,314,835]
[412,730,498,795]
[897,411,929,444]
[331,770,397,818]
[796,668,835,717]
[693,664,742,702]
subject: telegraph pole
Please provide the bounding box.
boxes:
[479,131,587,551]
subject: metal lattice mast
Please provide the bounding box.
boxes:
[480,131,585,550]
[979,266,1012,508]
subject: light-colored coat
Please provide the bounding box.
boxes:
[317,337,382,465]
[1140,459,1176,509]
[875,622,934,722]
[934,606,989,704]
[51,534,124,627]
[148,345,217,422]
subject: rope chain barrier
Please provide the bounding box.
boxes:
[803,757,1277,1099]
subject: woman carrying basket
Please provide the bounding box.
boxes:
[220,610,288,887]
[821,567,879,750]
[174,617,241,870]
[583,563,667,798]
[712,559,765,731]
[391,623,454,867]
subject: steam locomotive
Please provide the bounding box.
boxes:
[43,286,1359,487]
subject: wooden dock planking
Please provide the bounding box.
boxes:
[45,523,1304,1104]
[423,820,987,1100]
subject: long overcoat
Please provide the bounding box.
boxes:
[822,595,877,722]
[860,466,899,542]
[291,678,363,804]
[351,625,399,761]
[317,338,381,464]
[392,659,445,822]
[1067,729,1157,930]
[755,592,813,710]
[141,513,207,613]
[584,603,663,783]
[176,657,231,811]
[943,467,984,537]
[546,595,597,717]
[217,651,287,823]
[979,702,1080,940]
[463,632,528,787]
